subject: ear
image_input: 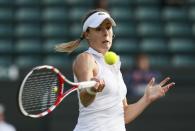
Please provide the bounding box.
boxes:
[83,31,90,40]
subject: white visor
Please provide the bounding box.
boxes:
[82,11,116,32]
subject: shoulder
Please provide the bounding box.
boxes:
[76,52,93,62]
[74,52,95,65]
[72,52,98,80]
[73,52,96,71]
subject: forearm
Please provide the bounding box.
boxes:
[124,95,151,124]
[124,77,175,124]
[80,89,96,107]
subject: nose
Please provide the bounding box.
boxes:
[102,28,108,36]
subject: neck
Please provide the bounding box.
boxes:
[90,47,106,55]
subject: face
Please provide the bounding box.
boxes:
[84,19,113,54]
[138,56,150,71]
[0,113,4,121]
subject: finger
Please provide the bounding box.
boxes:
[162,82,175,93]
[97,83,103,92]
[148,77,155,87]
[100,80,105,90]
[94,82,100,91]
[91,77,99,82]
[94,80,105,92]
[90,78,100,90]
[99,79,104,86]
[159,77,170,87]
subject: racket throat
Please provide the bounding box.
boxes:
[54,97,63,106]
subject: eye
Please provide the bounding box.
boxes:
[106,26,111,30]
[96,27,101,31]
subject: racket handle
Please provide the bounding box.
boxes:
[78,81,97,89]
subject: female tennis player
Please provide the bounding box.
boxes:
[55,9,175,131]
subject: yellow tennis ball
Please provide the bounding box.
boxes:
[53,87,58,93]
[104,51,119,65]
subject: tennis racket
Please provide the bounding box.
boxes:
[18,65,96,118]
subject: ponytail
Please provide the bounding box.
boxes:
[55,37,84,53]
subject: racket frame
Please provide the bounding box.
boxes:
[18,65,96,118]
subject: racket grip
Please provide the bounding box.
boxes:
[78,81,97,89]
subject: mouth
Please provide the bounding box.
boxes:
[102,40,110,44]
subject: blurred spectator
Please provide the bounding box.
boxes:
[124,54,162,99]
[93,0,108,9]
[0,104,16,131]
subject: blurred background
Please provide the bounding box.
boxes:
[0,0,195,130]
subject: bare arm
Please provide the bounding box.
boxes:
[123,95,150,124]
[73,53,104,107]
[123,77,175,124]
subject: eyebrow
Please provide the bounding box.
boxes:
[100,22,112,27]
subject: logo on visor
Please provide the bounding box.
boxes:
[98,12,106,15]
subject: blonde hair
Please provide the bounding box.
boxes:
[55,8,109,53]
[55,37,83,53]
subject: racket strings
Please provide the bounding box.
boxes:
[21,69,60,114]
[22,80,57,97]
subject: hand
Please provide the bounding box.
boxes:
[144,77,175,103]
[90,78,105,93]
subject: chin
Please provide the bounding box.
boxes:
[102,47,110,54]
[99,44,111,53]
[104,44,111,49]
[106,45,111,51]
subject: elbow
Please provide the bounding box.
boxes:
[124,106,128,124]
[124,109,129,124]
[124,115,133,124]
[124,107,133,124]
[124,115,130,124]
[124,111,137,124]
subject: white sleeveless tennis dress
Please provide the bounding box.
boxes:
[73,47,127,131]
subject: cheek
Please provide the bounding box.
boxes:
[94,35,101,43]
[109,30,113,38]
[90,35,101,46]
[89,33,98,42]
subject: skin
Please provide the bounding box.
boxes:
[0,113,4,122]
[73,18,175,123]
[138,55,150,71]
[85,19,113,54]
